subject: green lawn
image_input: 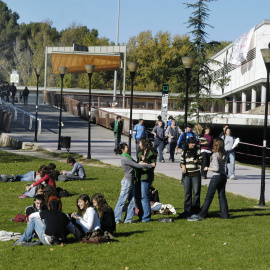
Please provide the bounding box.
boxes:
[0,150,270,270]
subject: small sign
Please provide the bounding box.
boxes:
[10,70,19,84]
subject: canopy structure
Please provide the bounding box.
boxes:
[52,53,121,74]
[45,44,127,93]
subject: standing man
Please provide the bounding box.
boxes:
[153,121,165,163]
[175,123,196,154]
[10,82,17,105]
[133,119,147,158]
[110,115,123,151]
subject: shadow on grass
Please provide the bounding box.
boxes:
[209,207,270,219]
[115,230,146,238]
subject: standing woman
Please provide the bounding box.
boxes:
[71,194,100,238]
[114,143,155,223]
[180,137,202,217]
[222,127,237,180]
[136,138,157,222]
[92,193,116,235]
[200,126,214,179]
[153,120,165,163]
[188,138,229,220]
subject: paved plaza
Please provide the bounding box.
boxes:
[1,103,270,203]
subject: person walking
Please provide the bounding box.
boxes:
[22,86,29,106]
[10,82,17,105]
[133,119,147,158]
[165,119,182,162]
[153,121,165,163]
[110,115,123,151]
[188,138,229,221]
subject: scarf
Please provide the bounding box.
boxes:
[114,120,119,138]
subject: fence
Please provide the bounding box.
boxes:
[0,100,42,134]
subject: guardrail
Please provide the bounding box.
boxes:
[0,100,42,134]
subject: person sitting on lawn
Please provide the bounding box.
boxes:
[60,157,86,181]
[12,199,75,245]
[92,193,116,236]
[70,194,100,240]
[25,166,55,192]
[25,194,46,222]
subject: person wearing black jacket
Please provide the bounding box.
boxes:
[22,86,29,106]
[110,115,123,150]
[10,83,17,105]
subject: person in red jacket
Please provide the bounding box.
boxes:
[25,166,55,192]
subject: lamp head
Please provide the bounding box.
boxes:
[85,65,95,74]
[261,45,270,65]
[127,62,139,73]
[181,56,195,69]
[35,68,41,76]
[58,67,67,75]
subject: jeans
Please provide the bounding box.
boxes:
[114,178,136,223]
[2,171,35,182]
[135,180,152,222]
[23,96,28,106]
[19,217,47,244]
[225,151,235,176]
[199,174,228,219]
[201,152,211,178]
[114,133,121,149]
[183,175,201,215]
[154,138,164,162]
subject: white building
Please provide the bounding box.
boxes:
[209,19,270,114]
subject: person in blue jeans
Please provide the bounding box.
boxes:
[153,121,165,163]
[133,119,147,158]
[12,199,76,245]
[135,138,157,222]
[114,142,155,224]
[1,171,36,182]
[188,138,229,221]
[180,137,202,218]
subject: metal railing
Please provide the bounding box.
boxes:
[0,100,42,134]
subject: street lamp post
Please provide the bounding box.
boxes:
[258,46,270,206]
[181,56,195,129]
[85,65,95,159]
[127,62,139,154]
[34,68,41,142]
[57,67,67,150]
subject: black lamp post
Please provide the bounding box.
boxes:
[181,56,195,129]
[57,67,67,150]
[127,62,139,154]
[258,46,270,206]
[34,67,41,142]
[85,65,95,159]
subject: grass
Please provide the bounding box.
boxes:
[0,149,270,269]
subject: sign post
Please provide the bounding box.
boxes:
[161,84,169,126]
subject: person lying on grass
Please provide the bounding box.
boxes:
[70,194,100,240]
[12,199,76,246]
[60,157,86,181]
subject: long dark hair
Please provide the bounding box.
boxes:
[91,193,109,218]
[115,142,128,155]
[138,138,157,153]
[76,194,92,217]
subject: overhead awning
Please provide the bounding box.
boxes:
[52,53,121,74]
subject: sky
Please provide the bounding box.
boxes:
[4,0,270,45]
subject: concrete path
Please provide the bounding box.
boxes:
[2,103,270,202]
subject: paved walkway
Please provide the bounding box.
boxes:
[2,103,270,202]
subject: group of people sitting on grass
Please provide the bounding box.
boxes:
[13,192,116,246]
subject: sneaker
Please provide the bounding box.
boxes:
[124,220,135,224]
[12,240,26,246]
[187,214,202,221]
[230,175,237,180]
[115,221,121,224]
[161,160,165,163]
